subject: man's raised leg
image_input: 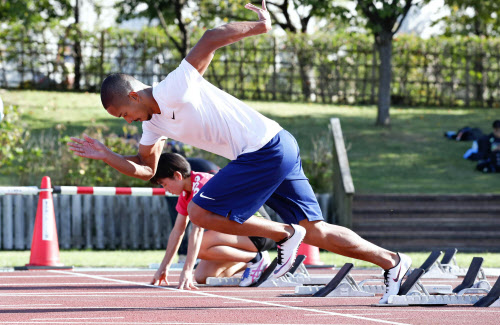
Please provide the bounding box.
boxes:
[299,220,412,304]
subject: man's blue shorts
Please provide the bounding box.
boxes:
[191,129,324,225]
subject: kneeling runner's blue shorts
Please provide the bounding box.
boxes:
[191,129,324,224]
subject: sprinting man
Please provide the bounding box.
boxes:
[69,1,411,303]
[150,153,273,289]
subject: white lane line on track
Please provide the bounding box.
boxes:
[0,275,77,278]
[0,274,157,279]
[2,306,339,311]
[202,289,295,293]
[224,301,303,303]
[0,304,62,307]
[0,294,210,298]
[50,270,409,325]
[0,321,336,325]
[0,283,133,286]
[0,291,186,295]
[305,313,393,316]
[0,292,292,297]
[1,281,189,285]
[307,308,500,313]
[32,318,125,321]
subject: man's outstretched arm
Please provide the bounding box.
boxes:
[68,134,164,181]
[186,1,271,76]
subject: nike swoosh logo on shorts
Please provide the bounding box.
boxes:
[200,192,215,200]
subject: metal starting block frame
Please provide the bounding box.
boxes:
[295,263,375,297]
[381,257,500,307]
[206,250,499,307]
[418,248,489,279]
[206,255,309,287]
[474,277,500,307]
[419,249,458,279]
[438,248,496,278]
[357,278,452,295]
[294,266,450,297]
[352,250,454,295]
[206,277,240,286]
[256,255,317,288]
[258,252,451,294]
[297,256,493,300]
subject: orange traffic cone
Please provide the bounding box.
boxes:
[297,243,323,266]
[15,176,72,270]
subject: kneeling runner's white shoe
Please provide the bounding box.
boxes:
[272,224,306,278]
[379,253,412,304]
[239,251,271,287]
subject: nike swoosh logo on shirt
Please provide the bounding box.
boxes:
[200,192,215,200]
[172,111,175,120]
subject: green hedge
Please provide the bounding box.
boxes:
[2,24,500,107]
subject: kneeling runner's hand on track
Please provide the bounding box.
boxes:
[177,270,198,290]
[150,269,168,286]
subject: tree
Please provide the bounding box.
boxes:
[266,0,349,33]
[356,0,418,126]
[435,1,500,105]
[200,1,350,100]
[0,0,71,25]
[0,0,73,89]
[116,0,194,59]
[265,1,350,99]
[438,1,500,37]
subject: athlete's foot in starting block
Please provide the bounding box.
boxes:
[379,253,412,304]
[239,251,271,287]
[272,224,306,278]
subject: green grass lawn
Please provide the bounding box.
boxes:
[2,250,500,268]
[1,89,499,193]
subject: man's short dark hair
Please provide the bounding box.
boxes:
[150,153,192,184]
[100,73,136,109]
[493,120,500,129]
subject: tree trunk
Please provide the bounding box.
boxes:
[474,48,484,107]
[297,49,312,101]
[175,0,188,58]
[73,0,82,90]
[376,31,392,126]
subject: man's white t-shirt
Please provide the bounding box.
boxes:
[140,59,282,160]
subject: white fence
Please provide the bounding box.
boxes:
[0,194,333,250]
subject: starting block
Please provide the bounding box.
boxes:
[294,266,449,297]
[295,263,375,297]
[263,252,450,294]
[299,255,492,300]
[334,251,453,295]
[206,276,240,286]
[381,257,500,306]
[256,255,307,287]
[421,248,491,279]
[439,248,498,278]
[451,257,490,294]
[474,276,500,307]
[206,255,309,287]
[415,250,457,279]
[249,255,337,287]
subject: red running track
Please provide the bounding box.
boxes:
[0,268,499,325]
